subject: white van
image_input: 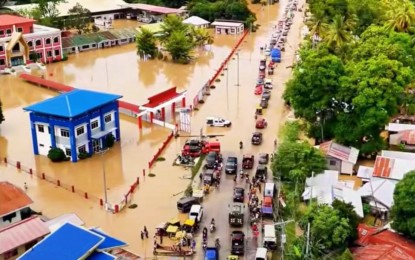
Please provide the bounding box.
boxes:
[264,182,276,198]
[188,205,203,223]
[255,247,268,260]
[263,224,277,250]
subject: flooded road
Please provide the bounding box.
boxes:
[0,0,306,257]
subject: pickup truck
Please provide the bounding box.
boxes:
[206,117,232,127]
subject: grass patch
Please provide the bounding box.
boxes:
[148,173,156,177]
[285,222,296,244]
[156,157,166,161]
[191,155,206,178]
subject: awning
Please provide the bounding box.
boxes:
[184,219,195,226]
[166,225,178,233]
[91,128,117,139]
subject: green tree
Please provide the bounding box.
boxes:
[347,0,382,35]
[0,99,5,125]
[164,30,195,63]
[308,0,349,23]
[191,27,214,47]
[35,0,64,27]
[324,14,357,53]
[272,141,326,183]
[67,3,91,34]
[391,171,415,238]
[383,0,415,33]
[300,204,351,253]
[136,28,158,59]
[335,248,354,260]
[332,199,360,243]
[284,46,345,122]
[160,15,189,43]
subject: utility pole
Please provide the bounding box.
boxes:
[305,171,315,257]
[226,65,229,110]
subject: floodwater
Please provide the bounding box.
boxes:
[0,0,306,258]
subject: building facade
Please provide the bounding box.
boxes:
[0,15,63,70]
[23,89,122,162]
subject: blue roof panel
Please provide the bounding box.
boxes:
[23,89,122,118]
[90,228,127,250]
[19,222,104,260]
[86,252,116,260]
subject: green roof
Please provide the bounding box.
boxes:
[137,23,164,34]
[62,28,136,49]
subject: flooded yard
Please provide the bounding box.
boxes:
[0,0,303,256]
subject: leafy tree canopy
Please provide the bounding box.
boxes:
[164,30,195,63]
[67,3,91,34]
[332,199,360,243]
[391,171,415,238]
[272,141,326,183]
[300,204,351,252]
[136,28,158,59]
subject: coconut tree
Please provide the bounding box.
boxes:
[306,15,329,40]
[136,28,158,59]
[160,15,189,44]
[191,27,214,47]
[384,0,415,33]
[324,15,356,52]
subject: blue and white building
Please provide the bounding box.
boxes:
[24,89,122,162]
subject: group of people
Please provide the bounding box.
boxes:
[140,226,149,240]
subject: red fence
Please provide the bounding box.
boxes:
[148,131,175,169]
[192,30,250,108]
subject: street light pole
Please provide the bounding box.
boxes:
[236,52,240,87]
[100,150,108,205]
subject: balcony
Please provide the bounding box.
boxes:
[55,136,70,146]
[76,133,89,144]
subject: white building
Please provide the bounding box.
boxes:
[183,16,210,28]
[211,20,244,35]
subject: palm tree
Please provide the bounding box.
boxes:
[324,15,355,52]
[191,27,214,47]
[306,15,328,40]
[136,28,158,59]
[160,15,189,44]
[384,0,415,33]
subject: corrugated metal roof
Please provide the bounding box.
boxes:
[0,182,33,217]
[401,130,415,145]
[319,140,359,164]
[62,29,135,49]
[109,28,136,39]
[0,216,50,254]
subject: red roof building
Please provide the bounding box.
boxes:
[352,224,415,259]
[0,182,32,218]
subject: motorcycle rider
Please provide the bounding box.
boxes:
[210,218,216,232]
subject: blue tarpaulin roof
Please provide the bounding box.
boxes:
[86,251,116,260]
[23,89,122,118]
[205,248,217,259]
[90,228,127,250]
[18,222,104,260]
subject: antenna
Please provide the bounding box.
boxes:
[65,95,72,117]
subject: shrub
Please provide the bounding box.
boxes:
[104,134,115,148]
[47,148,67,162]
[157,52,163,60]
[185,185,193,196]
[78,151,90,160]
[156,157,166,161]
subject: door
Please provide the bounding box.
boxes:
[92,139,100,152]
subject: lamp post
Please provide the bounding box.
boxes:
[94,138,109,206]
[236,51,240,87]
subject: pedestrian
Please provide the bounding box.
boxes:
[160,234,163,244]
[191,239,196,250]
[144,226,148,238]
[140,231,144,240]
[233,175,237,184]
[274,139,277,147]
[24,182,28,191]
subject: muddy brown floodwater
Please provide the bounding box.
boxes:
[0,0,305,257]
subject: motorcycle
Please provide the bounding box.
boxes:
[202,241,207,251]
[210,223,216,233]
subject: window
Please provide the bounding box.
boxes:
[17,27,23,32]
[54,37,59,43]
[45,38,51,44]
[12,44,19,52]
[0,59,4,66]
[78,145,86,153]
[39,144,44,147]
[35,39,41,46]
[104,114,112,123]
[329,160,337,166]
[82,44,89,49]
[6,29,11,35]
[0,30,3,35]
[76,126,85,136]
[91,120,99,129]
[65,148,71,156]
[47,51,52,57]
[37,125,44,133]
[60,129,69,137]
[4,248,18,260]
[54,49,60,56]
[37,52,43,58]
[28,41,33,47]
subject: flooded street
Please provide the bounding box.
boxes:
[0,0,305,257]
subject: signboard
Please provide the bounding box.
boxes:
[179,108,191,133]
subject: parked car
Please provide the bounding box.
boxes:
[231,231,245,255]
[205,151,221,169]
[265,48,271,56]
[242,154,254,169]
[206,117,232,127]
[255,85,263,95]
[260,98,269,108]
[258,153,269,164]
[255,165,268,181]
[264,78,273,89]
[256,118,267,129]
[233,187,245,203]
[257,78,264,85]
[262,90,271,100]
[251,132,263,145]
[225,157,238,174]
[189,204,203,223]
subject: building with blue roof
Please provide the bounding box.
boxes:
[18,222,127,260]
[23,89,122,162]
